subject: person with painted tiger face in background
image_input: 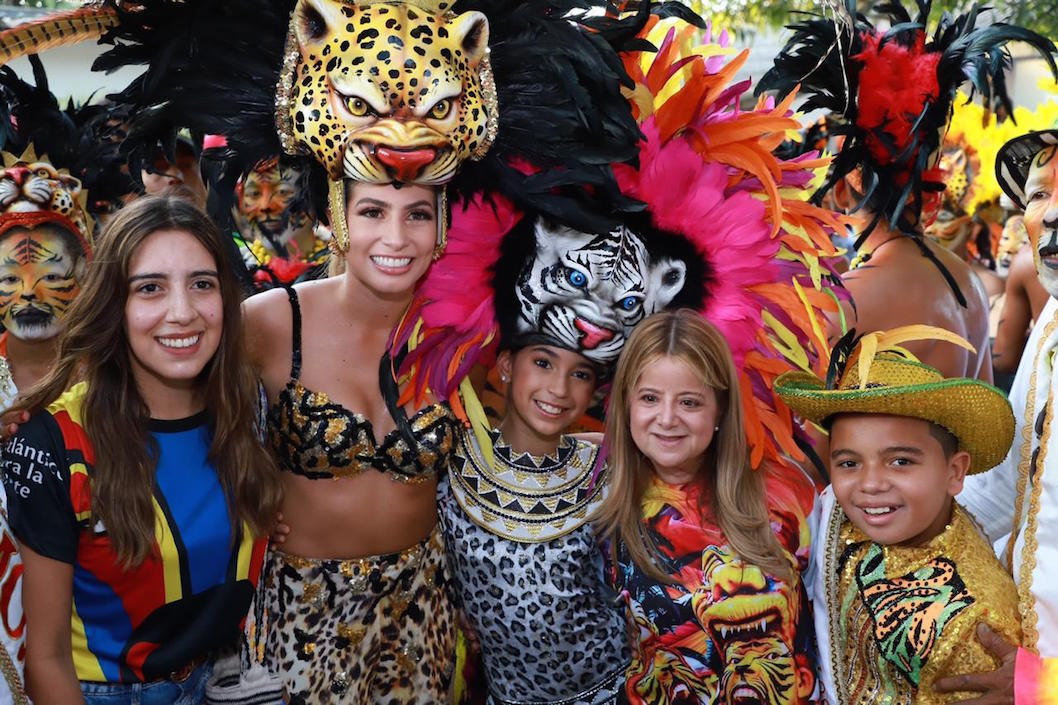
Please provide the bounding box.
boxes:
[0,148,93,705]
[0,215,88,396]
[232,156,327,288]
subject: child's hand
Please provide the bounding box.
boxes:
[934,623,1015,704]
[270,512,290,546]
[458,611,481,656]
[0,409,28,441]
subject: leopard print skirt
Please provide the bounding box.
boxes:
[259,529,456,704]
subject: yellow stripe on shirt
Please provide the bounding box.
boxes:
[70,601,105,682]
[151,497,182,604]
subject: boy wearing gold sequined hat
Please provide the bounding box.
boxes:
[776,335,1020,705]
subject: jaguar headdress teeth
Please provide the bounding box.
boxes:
[279,0,497,186]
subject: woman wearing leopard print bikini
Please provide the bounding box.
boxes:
[245,180,459,704]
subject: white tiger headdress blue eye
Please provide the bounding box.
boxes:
[512,219,686,365]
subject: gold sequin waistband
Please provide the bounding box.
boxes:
[270,527,443,578]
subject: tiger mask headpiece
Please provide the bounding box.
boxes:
[496,216,692,366]
[278,0,497,186]
[0,148,93,254]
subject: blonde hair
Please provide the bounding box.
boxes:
[595,309,793,583]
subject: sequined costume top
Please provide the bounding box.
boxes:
[612,474,817,705]
[266,287,458,482]
[816,489,1021,705]
[438,429,630,705]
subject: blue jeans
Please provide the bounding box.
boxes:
[80,661,213,705]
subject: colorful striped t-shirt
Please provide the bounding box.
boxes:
[2,383,266,683]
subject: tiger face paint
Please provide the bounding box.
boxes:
[1022,145,1058,298]
[0,224,86,341]
[233,158,314,255]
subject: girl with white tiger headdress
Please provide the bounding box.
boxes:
[390,16,848,702]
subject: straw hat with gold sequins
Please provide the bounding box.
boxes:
[775,331,1015,475]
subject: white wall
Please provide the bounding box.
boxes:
[4,39,142,105]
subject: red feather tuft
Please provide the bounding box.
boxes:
[853,31,941,168]
[254,256,311,286]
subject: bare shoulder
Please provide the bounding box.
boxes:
[840,265,902,330]
[243,287,294,344]
[1009,247,1036,290]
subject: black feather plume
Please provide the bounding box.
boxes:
[757,0,1057,303]
[826,327,860,390]
[0,55,138,220]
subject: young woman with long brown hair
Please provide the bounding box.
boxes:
[595,309,817,705]
[3,195,281,704]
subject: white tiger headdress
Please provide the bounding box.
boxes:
[391,16,848,474]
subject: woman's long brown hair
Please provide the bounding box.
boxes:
[17,195,282,566]
[594,309,793,584]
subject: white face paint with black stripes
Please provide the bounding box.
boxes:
[513,219,686,364]
[1024,146,1058,298]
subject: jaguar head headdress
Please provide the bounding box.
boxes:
[276,0,497,186]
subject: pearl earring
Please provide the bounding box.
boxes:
[714,425,720,432]
[501,375,509,383]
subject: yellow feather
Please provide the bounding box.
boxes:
[852,325,975,389]
[762,310,811,372]
[407,317,424,352]
[855,334,878,390]
[460,377,493,469]
[793,278,827,354]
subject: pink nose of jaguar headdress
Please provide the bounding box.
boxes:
[574,318,616,350]
[374,146,438,184]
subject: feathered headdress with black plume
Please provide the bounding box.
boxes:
[0,54,138,227]
[83,0,701,233]
[757,0,1057,251]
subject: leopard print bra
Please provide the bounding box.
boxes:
[266,287,458,483]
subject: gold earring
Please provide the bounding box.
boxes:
[327,178,350,255]
[433,187,448,260]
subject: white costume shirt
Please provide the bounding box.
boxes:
[959,295,1058,654]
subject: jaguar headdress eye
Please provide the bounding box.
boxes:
[345,97,374,118]
[428,99,452,120]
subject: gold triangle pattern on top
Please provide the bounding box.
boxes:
[450,429,609,544]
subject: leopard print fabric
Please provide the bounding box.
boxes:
[438,462,630,704]
[282,0,494,184]
[259,530,456,704]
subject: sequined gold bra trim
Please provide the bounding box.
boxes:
[265,288,458,483]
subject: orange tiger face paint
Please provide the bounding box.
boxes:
[0,224,86,341]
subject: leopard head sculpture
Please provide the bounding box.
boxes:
[278,0,496,185]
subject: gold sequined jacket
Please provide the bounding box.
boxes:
[813,492,1021,705]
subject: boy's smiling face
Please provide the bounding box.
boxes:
[829,414,970,547]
